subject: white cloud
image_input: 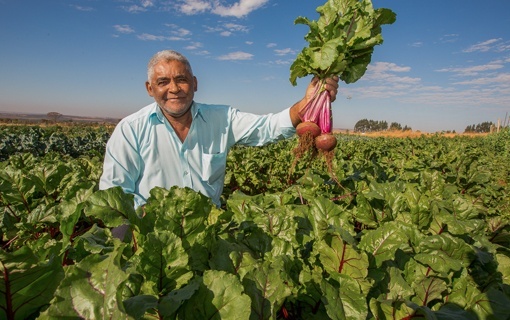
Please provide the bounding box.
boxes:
[137,33,169,41]
[185,42,203,50]
[396,85,510,109]
[266,43,277,48]
[203,25,222,33]
[141,0,155,8]
[193,50,211,56]
[213,0,269,18]
[495,42,510,52]
[463,38,502,53]
[440,34,459,43]
[217,51,253,60]
[175,28,192,37]
[121,0,155,12]
[123,5,148,13]
[348,59,510,112]
[272,59,292,65]
[71,5,94,12]
[436,62,504,76]
[274,48,296,56]
[368,62,411,73]
[203,22,249,37]
[179,0,212,15]
[177,0,267,18]
[453,73,510,86]
[224,23,249,33]
[361,62,420,88]
[113,24,135,34]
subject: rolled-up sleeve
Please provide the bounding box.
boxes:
[230,107,296,146]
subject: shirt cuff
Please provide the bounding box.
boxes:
[278,107,295,128]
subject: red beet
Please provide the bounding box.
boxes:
[296,121,321,138]
[315,133,337,151]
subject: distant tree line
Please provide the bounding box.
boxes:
[464,122,494,133]
[354,119,412,133]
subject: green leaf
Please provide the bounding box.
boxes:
[179,270,251,320]
[38,242,130,319]
[147,186,212,244]
[289,0,396,83]
[122,295,157,319]
[358,221,408,267]
[0,168,37,208]
[242,259,293,319]
[470,287,510,319]
[369,297,416,320]
[209,238,248,274]
[323,273,368,320]
[386,266,414,300]
[31,162,71,198]
[158,279,200,317]
[410,275,447,308]
[131,230,192,296]
[310,38,343,71]
[320,278,346,319]
[434,303,478,320]
[496,253,510,286]
[84,186,139,229]
[307,196,353,239]
[414,233,474,274]
[404,185,433,229]
[315,229,368,281]
[341,48,373,83]
[0,247,64,320]
[295,266,330,318]
[57,198,87,250]
[71,224,115,262]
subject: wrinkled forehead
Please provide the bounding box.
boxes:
[150,60,193,79]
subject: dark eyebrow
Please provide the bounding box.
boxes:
[156,77,170,82]
[156,74,188,82]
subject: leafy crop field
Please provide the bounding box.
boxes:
[1,125,509,319]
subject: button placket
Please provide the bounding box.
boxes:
[181,148,192,187]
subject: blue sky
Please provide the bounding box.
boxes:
[1,0,509,133]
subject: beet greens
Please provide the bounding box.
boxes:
[290,0,396,176]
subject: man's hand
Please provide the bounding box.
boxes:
[290,75,340,127]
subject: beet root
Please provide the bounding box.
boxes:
[296,122,321,138]
[315,133,337,151]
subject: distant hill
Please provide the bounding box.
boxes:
[0,111,120,124]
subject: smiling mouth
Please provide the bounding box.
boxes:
[160,100,193,118]
[165,98,183,103]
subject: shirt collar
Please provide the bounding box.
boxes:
[192,102,207,122]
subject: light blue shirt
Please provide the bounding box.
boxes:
[99,101,296,207]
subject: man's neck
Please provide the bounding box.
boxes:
[161,105,193,142]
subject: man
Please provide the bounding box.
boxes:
[99,50,339,208]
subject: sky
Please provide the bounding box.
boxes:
[1,0,510,133]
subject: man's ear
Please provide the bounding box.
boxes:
[145,81,154,97]
[193,76,198,92]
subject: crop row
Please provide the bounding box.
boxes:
[1,126,509,319]
[0,125,112,161]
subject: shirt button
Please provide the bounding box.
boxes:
[184,171,189,175]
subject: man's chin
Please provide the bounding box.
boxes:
[160,104,192,118]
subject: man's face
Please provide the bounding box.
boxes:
[145,60,197,118]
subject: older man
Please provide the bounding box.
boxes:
[99,50,339,208]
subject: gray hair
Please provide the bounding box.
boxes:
[147,50,194,80]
